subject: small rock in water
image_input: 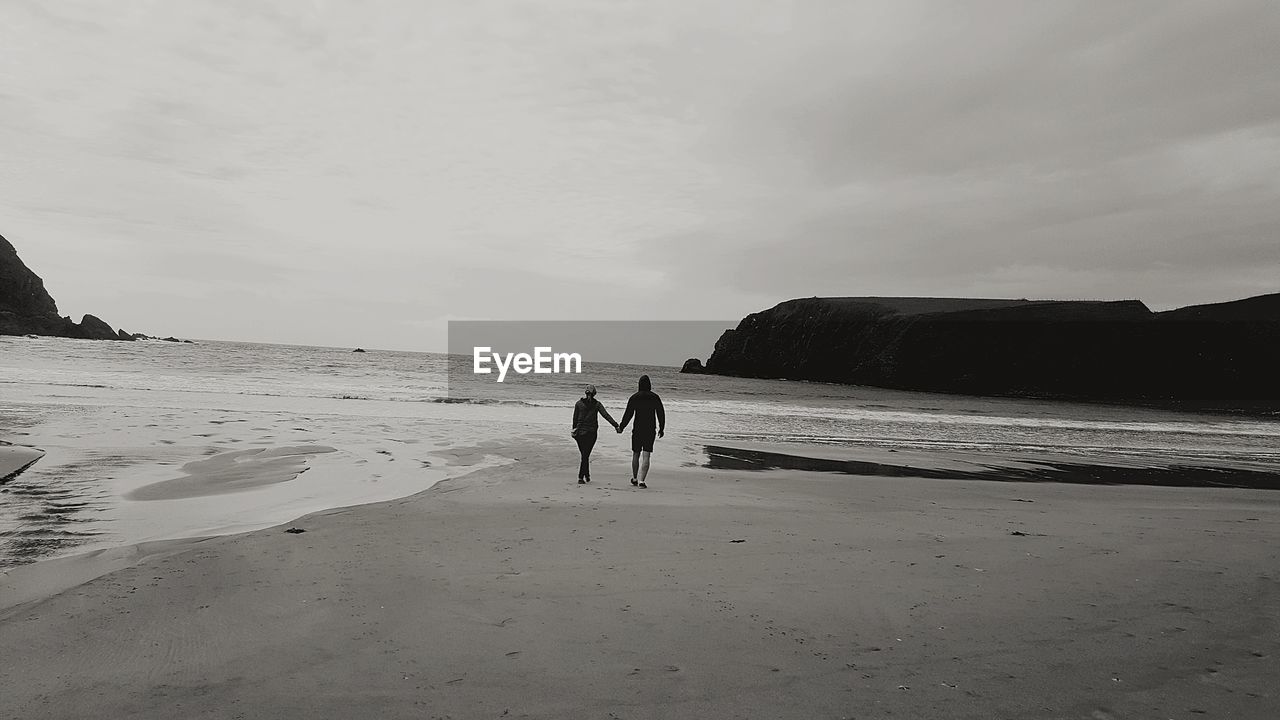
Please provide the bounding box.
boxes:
[285,527,306,534]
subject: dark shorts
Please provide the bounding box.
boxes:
[631,429,656,453]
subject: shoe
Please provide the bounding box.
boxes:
[638,482,647,489]
[578,478,585,484]
[630,477,638,486]
[585,477,591,483]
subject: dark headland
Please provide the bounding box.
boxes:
[685,295,1280,412]
[1,233,140,340]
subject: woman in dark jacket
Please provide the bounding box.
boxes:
[571,384,618,484]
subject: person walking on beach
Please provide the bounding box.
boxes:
[617,374,665,489]
[572,385,618,484]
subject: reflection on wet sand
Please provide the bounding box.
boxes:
[704,445,1280,490]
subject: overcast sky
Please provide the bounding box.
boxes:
[2,1,1277,351]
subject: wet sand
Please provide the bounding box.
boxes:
[1,439,1279,719]
[0,400,514,569]
[704,443,1280,489]
[0,443,43,482]
[125,445,338,501]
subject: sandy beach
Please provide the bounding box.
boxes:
[6,0,1280,716]
[2,435,1278,719]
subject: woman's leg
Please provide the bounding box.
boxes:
[575,435,588,479]
[576,431,597,480]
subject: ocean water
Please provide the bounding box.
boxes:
[2,336,1279,569]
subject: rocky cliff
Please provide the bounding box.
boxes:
[1,233,128,340]
[693,295,1280,410]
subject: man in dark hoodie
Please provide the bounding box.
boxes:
[617,374,665,488]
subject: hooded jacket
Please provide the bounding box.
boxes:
[620,375,665,434]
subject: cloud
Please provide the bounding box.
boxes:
[646,1,1280,309]
[706,2,1280,182]
[1,1,1276,349]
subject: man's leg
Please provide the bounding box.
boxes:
[637,450,651,487]
[630,451,640,485]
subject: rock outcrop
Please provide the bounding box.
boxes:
[680,358,705,374]
[1,233,130,340]
[693,295,1280,411]
[77,314,117,339]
